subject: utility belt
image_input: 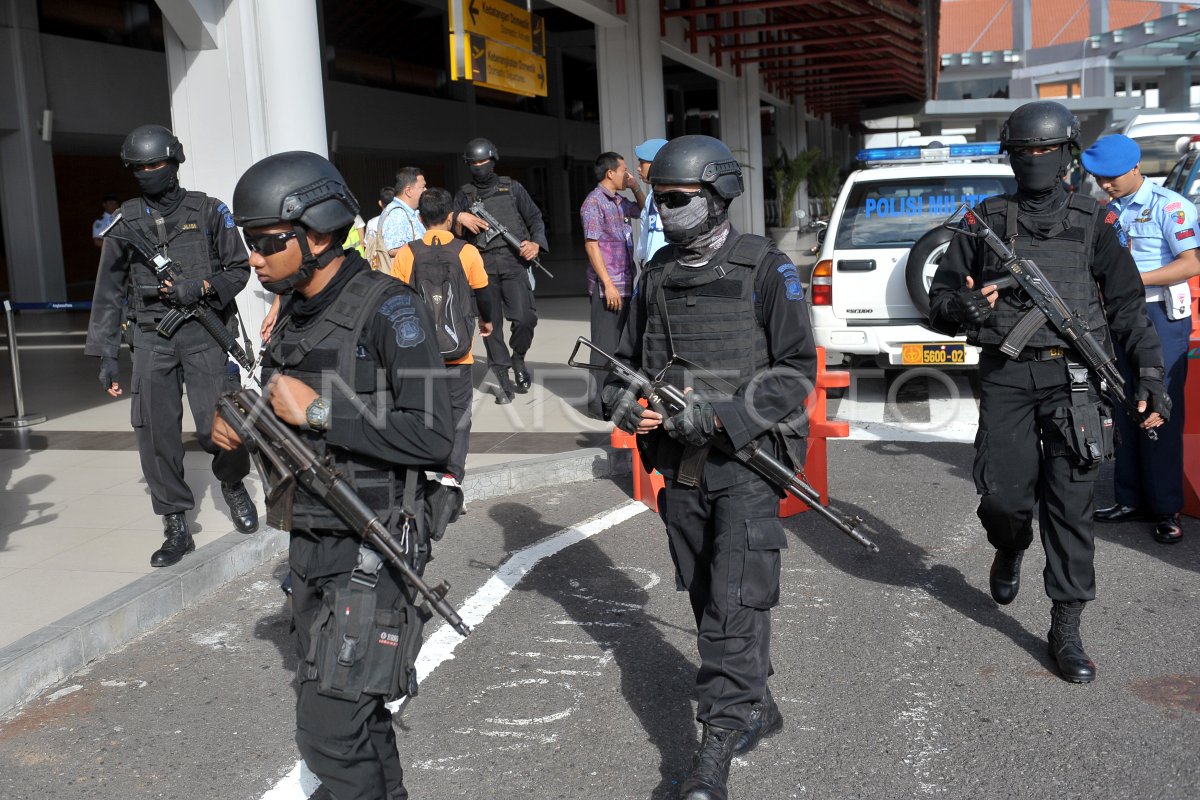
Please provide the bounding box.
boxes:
[984,344,1070,363]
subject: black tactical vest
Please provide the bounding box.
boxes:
[642,235,773,393]
[119,192,216,322]
[260,268,400,532]
[967,193,1108,352]
[460,177,530,252]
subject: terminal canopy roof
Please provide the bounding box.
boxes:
[662,0,935,120]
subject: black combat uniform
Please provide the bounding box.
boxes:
[262,254,453,800]
[926,99,1170,689]
[453,173,547,383]
[85,189,252,522]
[615,230,816,734]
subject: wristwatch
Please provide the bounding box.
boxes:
[305,397,332,432]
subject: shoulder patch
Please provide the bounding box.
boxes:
[1166,201,1183,213]
[378,293,426,348]
[216,202,235,229]
[1176,229,1195,241]
[776,263,804,301]
[1104,210,1118,226]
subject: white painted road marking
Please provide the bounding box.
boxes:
[261,500,649,800]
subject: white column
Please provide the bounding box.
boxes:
[0,0,66,302]
[162,0,329,343]
[595,0,665,165]
[775,101,810,222]
[718,65,765,236]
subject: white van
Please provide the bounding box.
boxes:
[1099,113,1200,183]
[809,142,1016,369]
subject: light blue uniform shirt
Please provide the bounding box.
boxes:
[381,198,425,251]
[636,195,668,265]
[1110,178,1199,304]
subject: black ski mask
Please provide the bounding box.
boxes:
[469,161,496,186]
[1008,147,1071,193]
[134,162,180,198]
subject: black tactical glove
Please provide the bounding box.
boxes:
[163,278,207,306]
[98,356,120,391]
[603,383,644,434]
[663,394,718,447]
[1135,368,1171,422]
[947,286,994,325]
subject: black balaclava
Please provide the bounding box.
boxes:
[1009,147,1073,214]
[470,160,497,187]
[137,162,185,213]
[260,225,345,295]
[660,187,732,267]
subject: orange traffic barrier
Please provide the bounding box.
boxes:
[610,348,850,516]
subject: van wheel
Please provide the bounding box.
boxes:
[905,226,956,320]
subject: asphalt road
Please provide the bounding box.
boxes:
[1,441,1197,800]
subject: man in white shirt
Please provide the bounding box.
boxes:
[382,167,427,257]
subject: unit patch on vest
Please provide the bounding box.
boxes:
[180,222,198,231]
[217,202,235,229]
[777,263,804,301]
[379,294,425,348]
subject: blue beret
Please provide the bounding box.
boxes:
[634,138,669,162]
[1081,134,1141,177]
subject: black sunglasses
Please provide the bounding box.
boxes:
[245,230,296,256]
[653,190,702,209]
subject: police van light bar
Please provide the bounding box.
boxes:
[857,142,1002,163]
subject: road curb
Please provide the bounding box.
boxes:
[0,446,632,718]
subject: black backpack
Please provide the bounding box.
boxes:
[407,237,476,362]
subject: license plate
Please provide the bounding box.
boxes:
[901,343,966,366]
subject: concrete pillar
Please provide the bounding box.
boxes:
[1160,65,1192,112]
[718,66,765,236]
[1013,0,1032,51]
[773,102,810,222]
[0,0,66,302]
[1089,0,1108,35]
[595,0,665,166]
[163,0,330,341]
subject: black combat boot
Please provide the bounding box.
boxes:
[679,724,741,800]
[494,370,516,404]
[988,548,1023,605]
[734,688,784,756]
[221,481,259,534]
[511,353,532,393]
[151,512,195,567]
[1048,600,1096,684]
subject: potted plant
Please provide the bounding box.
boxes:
[807,154,840,220]
[767,146,820,260]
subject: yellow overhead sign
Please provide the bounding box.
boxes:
[461,0,532,52]
[466,33,547,98]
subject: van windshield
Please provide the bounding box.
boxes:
[1135,134,1195,178]
[834,175,1017,249]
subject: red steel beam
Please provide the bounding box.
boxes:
[691,14,875,39]
[734,44,910,65]
[780,78,921,94]
[663,0,825,19]
[714,32,886,53]
[760,58,923,77]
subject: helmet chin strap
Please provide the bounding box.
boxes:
[261,225,344,294]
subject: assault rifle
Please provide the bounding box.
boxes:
[216,388,471,637]
[102,213,256,373]
[569,337,879,553]
[943,204,1157,441]
[466,200,555,278]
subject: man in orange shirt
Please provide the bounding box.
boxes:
[390,187,493,489]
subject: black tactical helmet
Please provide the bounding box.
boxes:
[1000,101,1081,153]
[463,137,499,163]
[232,151,359,233]
[121,124,185,167]
[648,135,743,200]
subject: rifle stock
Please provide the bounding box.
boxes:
[217,388,471,637]
[569,337,879,552]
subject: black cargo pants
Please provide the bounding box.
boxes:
[973,354,1106,602]
[659,470,786,732]
[130,321,250,516]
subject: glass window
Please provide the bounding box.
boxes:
[834,175,1017,250]
[1134,135,1199,179]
